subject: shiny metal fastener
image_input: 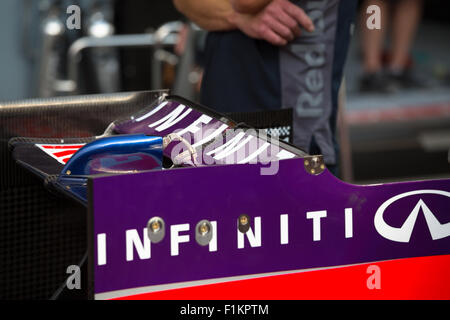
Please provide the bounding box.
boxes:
[195,220,213,246]
[147,217,165,243]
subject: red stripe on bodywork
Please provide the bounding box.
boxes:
[61,157,71,164]
[52,150,79,158]
[41,145,84,149]
[113,255,450,300]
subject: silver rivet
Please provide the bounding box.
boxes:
[195,220,213,246]
[147,217,165,243]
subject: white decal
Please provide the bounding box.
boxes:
[135,101,168,122]
[36,143,85,165]
[275,149,296,160]
[238,217,262,249]
[238,142,270,164]
[345,208,353,239]
[170,224,190,256]
[207,132,252,160]
[192,124,228,148]
[280,214,289,245]
[126,228,151,261]
[149,104,192,132]
[176,115,212,136]
[209,221,218,252]
[306,210,327,241]
[97,233,107,266]
[374,190,450,243]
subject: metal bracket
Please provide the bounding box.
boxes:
[304,155,326,175]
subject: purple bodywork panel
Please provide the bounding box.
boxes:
[89,158,450,298]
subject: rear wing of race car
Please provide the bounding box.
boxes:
[8,92,310,204]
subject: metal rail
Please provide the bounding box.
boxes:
[65,21,182,93]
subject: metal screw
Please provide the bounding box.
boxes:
[195,220,213,246]
[198,222,210,236]
[147,217,165,243]
[150,220,161,233]
[238,214,250,233]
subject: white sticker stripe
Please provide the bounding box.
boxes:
[98,234,107,266]
[237,142,270,164]
[213,135,254,160]
[276,149,296,160]
[192,124,229,148]
[148,104,192,132]
[135,101,168,122]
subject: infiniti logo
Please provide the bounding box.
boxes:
[374,190,450,243]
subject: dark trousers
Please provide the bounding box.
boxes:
[310,0,358,177]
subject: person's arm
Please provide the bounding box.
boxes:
[173,0,314,46]
[230,0,272,14]
[173,0,237,31]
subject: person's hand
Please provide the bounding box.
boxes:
[230,0,315,46]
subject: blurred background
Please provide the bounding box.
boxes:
[0,0,449,184]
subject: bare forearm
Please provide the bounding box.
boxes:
[173,0,238,31]
[230,0,272,14]
[173,0,314,47]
